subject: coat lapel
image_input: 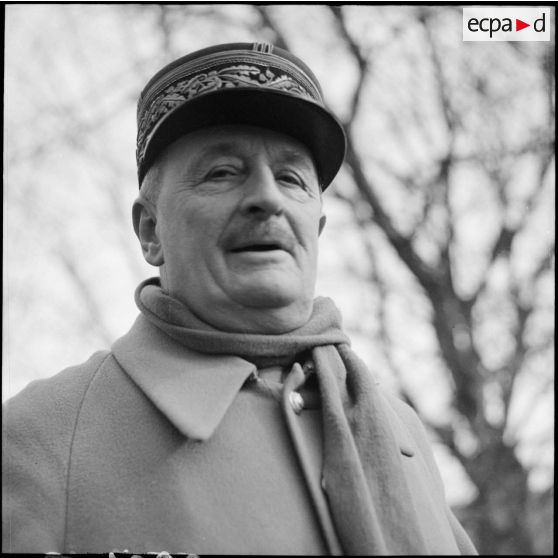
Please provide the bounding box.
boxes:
[112,315,255,441]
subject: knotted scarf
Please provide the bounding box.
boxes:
[135,277,428,555]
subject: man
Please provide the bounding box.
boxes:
[2,42,477,555]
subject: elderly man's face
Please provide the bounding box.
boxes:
[139,125,325,332]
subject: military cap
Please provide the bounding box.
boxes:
[136,42,346,189]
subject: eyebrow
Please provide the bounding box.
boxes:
[185,140,318,180]
[183,142,243,177]
[275,148,317,174]
[195,142,242,159]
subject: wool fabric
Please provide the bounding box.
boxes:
[136,278,429,555]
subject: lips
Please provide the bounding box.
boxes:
[223,224,296,255]
[230,240,288,253]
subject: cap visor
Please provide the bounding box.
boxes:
[140,88,346,188]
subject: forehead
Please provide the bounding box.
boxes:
[162,125,317,170]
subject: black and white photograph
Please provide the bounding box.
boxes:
[3,3,554,555]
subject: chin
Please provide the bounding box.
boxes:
[240,288,298,309]
[232,280,310,309]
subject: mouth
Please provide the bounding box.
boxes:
[229,242,286,253]
[223,223,297,257]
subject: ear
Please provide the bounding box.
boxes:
[132,197,164,267]
[318,213,327,236]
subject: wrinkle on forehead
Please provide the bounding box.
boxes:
[169,125,318,176]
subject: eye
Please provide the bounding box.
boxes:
[277,171,306,189]
[206,166,240,180]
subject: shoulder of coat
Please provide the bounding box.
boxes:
[378,388,436,452]
[3,350,112,441]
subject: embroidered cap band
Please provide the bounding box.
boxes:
[136,42,346,188]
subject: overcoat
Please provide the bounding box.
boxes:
[2,315,476,555]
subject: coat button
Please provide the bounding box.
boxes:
[289,391,305,414]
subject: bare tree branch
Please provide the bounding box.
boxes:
[253,6,290,50]
[506,373,554,445]
[501,297,530,422]
[470,149,554,307]
[57,245,114,347]
[418,12,459,146]
[345,141,438,292]
[156,5,174,57]
[328,6,369,127]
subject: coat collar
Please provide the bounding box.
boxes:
[112,315,256,441]
[111,315,416,457]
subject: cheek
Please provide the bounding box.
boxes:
[296,206,323,249]
[165,204,225,264]
[162,199,207,238]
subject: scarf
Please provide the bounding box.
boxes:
[136,277,428,555]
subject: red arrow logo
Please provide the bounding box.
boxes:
[516,19,530,31]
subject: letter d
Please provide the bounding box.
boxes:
[534,13,546,32]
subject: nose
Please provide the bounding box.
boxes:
[239,164,284,219]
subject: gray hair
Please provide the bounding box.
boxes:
[138,160,164,205]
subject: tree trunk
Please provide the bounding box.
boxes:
[462,443,535,555]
